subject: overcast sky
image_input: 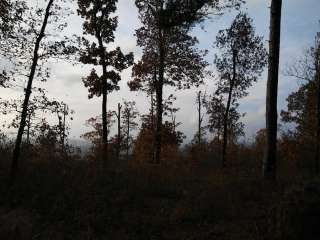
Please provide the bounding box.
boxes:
[1,0,320,144]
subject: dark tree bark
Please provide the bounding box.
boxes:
[198,91,202,146]
[62,103,66,152]
[150,92,155,163]
[9,0,54,187]
[58,103,67,152]
[97,33,109,166]
[197,91,204,146]
[222,51,236,167]
[121,100,138,162]
[214,13,266,168]
[315,37,320,174]
[26,112,31,145]
[126,114,130,162]
[116,103,122,162]
[155,30,165,164]
[263,0,282,179]
[79,1,133,167]
[133,1,211,164]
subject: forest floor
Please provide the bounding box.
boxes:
[1,159,320,240]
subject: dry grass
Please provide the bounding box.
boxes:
[0,155,320,240]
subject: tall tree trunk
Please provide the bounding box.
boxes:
[222,51,236,168]
[97,34,108,167]
[116,103,121,161]
[198,91,201,146]
[61,103,66,153]
[155,30,165,164]
[151,92,155,163]
[172,116,176,132]
[126,115,130,162]
[315,37,320,174]
[263,0,282,179]
[26,112,31,145]
[9,0,54,187]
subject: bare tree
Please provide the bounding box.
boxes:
[196,91,206,146]
[114,103,122,161]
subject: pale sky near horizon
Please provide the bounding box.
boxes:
[1,0,320,145]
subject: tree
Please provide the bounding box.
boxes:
[163,94,180,133]
[189,91,209,165]
[132,112,185,165]
[281,36,320,173]
[2,88,73,149]
[0,1,10,26]
[204,94,244,166]
[78,0,134,165]
[132,0,210,163]
[121,100,139,161]
[205,95,224,142]
[0,0,24,41]
[131,0,244,163]
[281,81,316,172]
[316,33,320,173]
[206,95,244,143]
[195,90,206,146]
[8,0,75,186]
[81,112,115,162]
[114,103,122,161]
[214,12,267,167]
[264,0,283,179]
[35,120,60,159]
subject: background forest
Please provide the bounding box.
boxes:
[0,0,320,239]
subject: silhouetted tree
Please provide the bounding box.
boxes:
[195,90,206,146]
[0,0,24,41]
[1,88,74,152]
[114,103,122,161]
[8,0,75,186]
[205,94,244,160]
[132,0,210,163]
[121,100,139,161]
[214,12,267,167]
[282,36,320,173]
[205,95,224,142]
[132,112,185,164]
[163,94,180,133]
[316,33,320,173]
[35,120,60,159]
[78,0,134,165]
[281,80,316,172]
[81,112,115,161]
[264,0,282,179]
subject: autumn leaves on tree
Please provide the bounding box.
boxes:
[214,13,267,167]
[131,0,208,163]
[6,0,76,186]
[4,0,319,186]
[78,0,133,164]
